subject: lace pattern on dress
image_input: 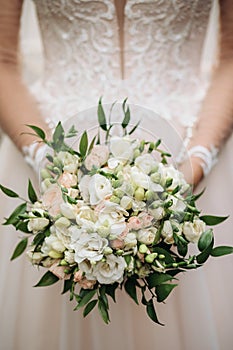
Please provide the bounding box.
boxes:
[30,0,213,129]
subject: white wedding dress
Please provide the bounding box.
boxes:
[0,1,233,349]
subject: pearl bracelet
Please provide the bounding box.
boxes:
[187,145,219,177]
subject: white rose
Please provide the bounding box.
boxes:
[137,227,158,245]
[71,232,108,263]
[79,259,95,280]
[26,248,44,264]
[88,174,113,205]
[161,220,174,244]
[28,217,49,233]
[183,218,206,243]
[60,203,77,219]
[158,164,187,190]
[57,151,79,173]
[135,154,157,174]
[124,232,137,250]
[64,250,75,264]
[109,136,137,164]
[93,254,126,284]
[76,206,97,232]
[84,145,109,170]
[41,234,66,256]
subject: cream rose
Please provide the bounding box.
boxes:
[137,227,158,245]
[84,145,109,171]
[135,154,157,174]
[109,136,137,164]
[28,217,49,233]
[71,232,108,263]
[93,254,126,284]
[88,174,113,205]
[183,218,206,243]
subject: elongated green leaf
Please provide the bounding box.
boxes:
[26,125,46,140]
[122,106,130,129]
[10,238,28,260]
[124,278,139,304]
[3,203,27,226]
[146,299,164,326]
[28,179,38,203]
[83,299,98,317]
[152,247,174,264]
[98,98,107,131]
[128,120,140,135]
[66,125,78,138]
[15,220,30,233]
[88,135,97,154]
[62,279,73,294]
[156,283,178,303]
[0,184,19,198]
[34,271,59,287]
[200,215,229,226]
[211,246,233,257]
[196,239,214,264]
[52,122,65,150]
[74,289,97,310]
[146,272,174,288]
[105,282,118,302]
[98,298,110,324]
[79,130,88,157]
[198,229,213,252]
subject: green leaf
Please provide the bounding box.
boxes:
[196,239,214,264]
[0,184,19,198]
[52,122,65,150]
[200,215,229,226]
[173,234,188,257]
[128,120,140,135]
[98,298,110,324]
[83,299,98,317]
[88,135,97,155]
[211,246,233,257]
[74,289,97,310]
[146,272,174,288]
[3,203,27,226]
[79,130,88,158]
[66,125,78,138]
[61,279,73,294]
[10,237,28,260]
[32,231,45,246]
[124,278,139,304]
[34,271,59,287]
[154,139,161,148]
[146,299,164,325]
[122,105,130,129]
[198,229,213,252]
[98,98,107,131]
[15,220,30,233]
[28,179,38,203]
[26,125,46,140]
[105,282,118,302]
[152,247,174,264]
[156,283,178,303]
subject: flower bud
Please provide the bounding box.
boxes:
[145,190,154,201]
[60,259,69,266]
[158,254,165,260]
[139,244,148,254]
[116,249,124,256]
[110,195,121,204]
[41,169,52,180]
[114,188,124,198]
[134,187,145,201]
[151,173,161,183]
[48,250,64,259]
[103,247,113,255]
[133,149,141,159]
[145,253,158,263]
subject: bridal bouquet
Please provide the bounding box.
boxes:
[1,100,232,325]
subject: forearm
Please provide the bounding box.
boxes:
[0,63,49,150]
[190,61,233,150]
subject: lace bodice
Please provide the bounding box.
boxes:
[30,0,213,129]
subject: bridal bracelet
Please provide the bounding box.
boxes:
[187,145,219,177]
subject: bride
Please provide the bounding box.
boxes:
[0,1,232,349]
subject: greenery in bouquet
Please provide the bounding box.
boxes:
[1,99,232,325]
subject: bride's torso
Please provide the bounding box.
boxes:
[29,0,213,129]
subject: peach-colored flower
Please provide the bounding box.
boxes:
[73,270,83,282]
[127,216,142,230]
[78,277,96,290]
[138,212,154,228]
[110,238,125,249]
[84,145,109,171]
[49,262,70,280]
[42,184,63,216]
[58,172,77,188]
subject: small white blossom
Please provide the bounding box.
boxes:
[93,254,126,284]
